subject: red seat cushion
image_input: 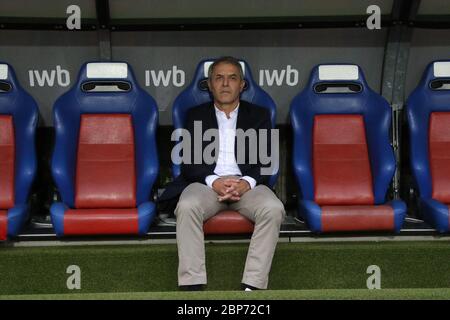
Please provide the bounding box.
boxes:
[0,115,15,209]
[75,114,136,208]
[203,210,254,235]
[64,209,139,235]
[429,112,450,203]
[313,115,374,205]
[0,210,7,240]
[321,205,394,232]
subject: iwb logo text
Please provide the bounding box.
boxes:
[144,65,300,88]
[145,66,185,87]
[29,66,71,87]
[26,65,301,88]
[259,65,300,87]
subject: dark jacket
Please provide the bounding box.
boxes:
[159,100,272,202]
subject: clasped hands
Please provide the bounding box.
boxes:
[212,177,251,202]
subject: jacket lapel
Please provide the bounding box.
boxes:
[235,101,250,165]
[208,102,218,129]
[236,100,248,131]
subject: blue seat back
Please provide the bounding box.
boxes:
[51,62,159,207]
[407,60,450,198]
[290,64,395,204]
[0,62,38,205]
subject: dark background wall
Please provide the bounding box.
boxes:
[406,28,450,97]
[0,0,449,218]
[0,28,387,126]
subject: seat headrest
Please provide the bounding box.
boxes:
[0,64,8,81]
[407,60,450,111]
[416,60,450,91]
[307,64,368,94]
[317,64,360,81]
[0,62,38,114]
[291,63,379,116]
[58,61,146,114]
[75,62,137,91]
[85,62,128,79]
[432,61,450,78]
[54,60,159,116]
[0,63,20,92]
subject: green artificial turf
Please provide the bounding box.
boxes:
[0,241,449,295]
[1,288,450,300]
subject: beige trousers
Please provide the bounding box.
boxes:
[175,182,285,289]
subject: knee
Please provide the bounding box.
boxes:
[258,201,285,225]
[175,196,203,220]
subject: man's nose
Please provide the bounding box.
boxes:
[222,77,229,86]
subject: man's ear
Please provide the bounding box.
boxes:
[207,79,212,91]
[240,79,246,92]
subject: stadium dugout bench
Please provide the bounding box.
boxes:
[407,60,450,233]
[50,62,159,236]
[290,64,407,233]
[0,63,38,241]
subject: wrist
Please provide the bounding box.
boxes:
[241,180,251,192]
[212,178,222,190]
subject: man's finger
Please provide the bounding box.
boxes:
[218,197,240,202]
[218,192,241,202]
[224,178,240,184]
[225,186,237,193]
[218,193,233,202]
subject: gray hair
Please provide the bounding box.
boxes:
[208,56,244,80]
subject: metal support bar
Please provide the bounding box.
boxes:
[95,0,112,60]
[381,26,403,199]
[95,0,110,29]
[381,0,420,200]
[98,29,112,60]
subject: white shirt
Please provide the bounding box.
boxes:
[204,104,257,189]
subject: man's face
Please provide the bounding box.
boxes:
[208,62,245,106]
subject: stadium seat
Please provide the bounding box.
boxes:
[172,58,277,234]
[407,60,450,233]
[290,64,406,233]
[0,63,38,240]
[50,62,159,236]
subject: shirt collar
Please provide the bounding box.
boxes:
[214,103,240,118]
